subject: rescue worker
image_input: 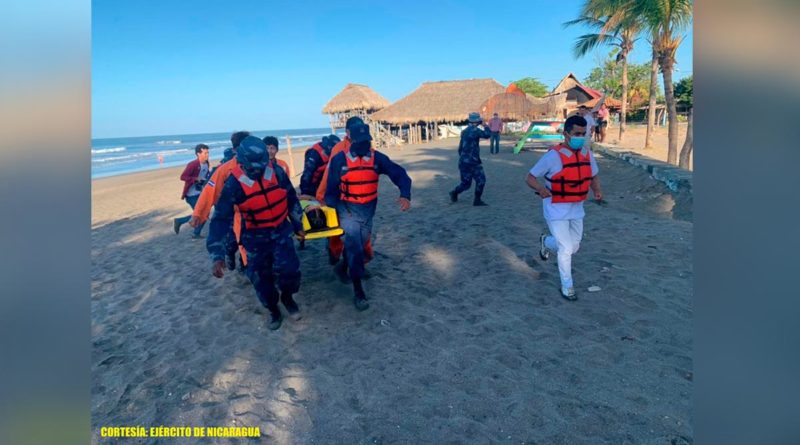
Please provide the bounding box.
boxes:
[525,115,603,301]
[449,112,492,206]
[299,134,340,197]
[315,117,376,266]
[207,136,306,330]
[324,124,412,311]
[262,136,291,181]
[190,131,251,271]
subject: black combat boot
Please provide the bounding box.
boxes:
[281,292,301,321]
[449,190,458,203]
[473,192,488,206]
[353,278,370,311]
[267,307,283,330]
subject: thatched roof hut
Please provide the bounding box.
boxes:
[371,79,504,125]
[322,83,389,114]
[479,91,536,122]
[527,92,568,118]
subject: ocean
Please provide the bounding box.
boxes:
[91,127,345,179]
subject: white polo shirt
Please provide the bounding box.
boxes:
[529,146,599,221]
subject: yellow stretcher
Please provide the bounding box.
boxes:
[299,199,344,240]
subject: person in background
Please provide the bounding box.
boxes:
[174,143,211,238]
[206,136,306,330]
[597,104,609,142]
[300,135,340,197]
[525,115,603,301]
[190,131,250,270]
[592,111,602,142]
[263,136,291,183]
[324,124,412,311]
[487,112,504,154]
[576,95,606,149]
[577,105,596,146]
[449,112,492,206]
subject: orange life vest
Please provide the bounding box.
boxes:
[232,163,289,229]
[310,143,330,186]
[545,144,593,203]
[339,150,379,204]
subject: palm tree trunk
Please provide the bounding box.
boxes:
[660,56,679,165]
[644,49,658,148]
[619,57,628,142]
[679,107,693,169]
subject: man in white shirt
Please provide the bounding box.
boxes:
[525,115,603,300]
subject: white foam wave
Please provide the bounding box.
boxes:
[157,140,182,145]
[91,148,192,163]
[91,147,126,154]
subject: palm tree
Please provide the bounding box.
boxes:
[644,33,659,149]
[565,0,642,143]
[635,0,693,164]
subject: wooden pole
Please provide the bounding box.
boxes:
[284,135,295,178]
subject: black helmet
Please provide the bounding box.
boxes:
[236,136,269,179]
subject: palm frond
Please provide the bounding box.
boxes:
[573,33,614,58]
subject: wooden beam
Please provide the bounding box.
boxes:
[284,135,295,178]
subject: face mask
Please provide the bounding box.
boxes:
[244,163,265,180]
[351,141,371,157]
[568,136,585,149]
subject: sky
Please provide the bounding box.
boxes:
[92,0,693,139]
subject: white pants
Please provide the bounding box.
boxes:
[544,218,584,289]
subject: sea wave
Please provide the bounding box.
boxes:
[157,140,182,145]
[91,147,126,154]
[91,148,193,163]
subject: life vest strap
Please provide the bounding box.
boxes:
[546,187,589,197]
[342,191,379,198]
[561,161,592,168]
[244,210,288,226]
[242,195,288,214]
[341,179,380,186]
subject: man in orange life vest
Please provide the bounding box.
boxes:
[526,115,603,301]
[190,131,251,271]
[263,136,291,181]
[325,123,412,311]
[300,135,340,197]
[316,117,375,267]
[206,136,306,330]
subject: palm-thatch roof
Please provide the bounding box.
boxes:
[371,79,504,125]
[322,83,390,114]
[527,92,568,117]
[479,92,537,122]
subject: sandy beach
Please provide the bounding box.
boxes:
[602,122,692,170]
[92,139,693,444]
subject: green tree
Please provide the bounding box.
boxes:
[674,75,692,108]
[675,75,693,168]
[634,0,693,164]
[565,0,643,142]
[511,77,550,97]
[586,55,652,107]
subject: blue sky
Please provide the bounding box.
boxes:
[92,0,693,138]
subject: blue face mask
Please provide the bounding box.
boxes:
[568,136,585,149]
